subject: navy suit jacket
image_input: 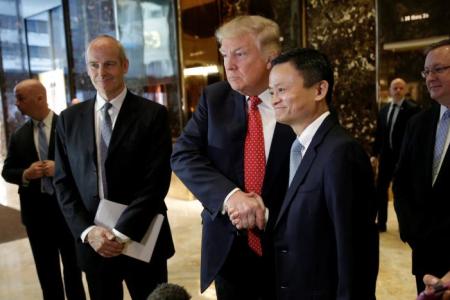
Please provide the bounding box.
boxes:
[373,99,420,162]
[273,115,379,300]
[2,114,60,226]
[54,91,174,272]
[394,103,450,275]
[171,81,296,292]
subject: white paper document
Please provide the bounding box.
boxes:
[94,199,164,263]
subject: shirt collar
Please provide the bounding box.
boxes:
[297,111,330,150]
[391,98,404,107]
[246,89,272,107]
[95,87,127,112]
[439,104,450,119]
[32,110,53,128]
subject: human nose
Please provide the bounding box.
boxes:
[98,64,107,76]
[271,92,280,106]
[224,55,236,70]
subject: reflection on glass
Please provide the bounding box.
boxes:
[116,0,182,136]
[25,5,69,109]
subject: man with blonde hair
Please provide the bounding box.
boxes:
[172,15,295,299]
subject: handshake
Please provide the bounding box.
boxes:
[418,273,450,300]
[225,190,267,230]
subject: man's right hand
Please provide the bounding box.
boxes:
[226,191,266,230]
[24,161,46,180]
[87,226,124,257]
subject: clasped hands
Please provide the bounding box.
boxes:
[24,160,55,179]
[87,226,125,258]
[422,272,450,300]
[226,190,266,230]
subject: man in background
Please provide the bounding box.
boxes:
[171,15,295,299]
[2,79,85,300]
[394,38,450,293]
[54,35,174,300]
[372,78,420,232]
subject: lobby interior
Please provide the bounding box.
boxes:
[0,174,416,300]
[0,0,448,299]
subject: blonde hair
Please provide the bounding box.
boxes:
[215,15,281,55]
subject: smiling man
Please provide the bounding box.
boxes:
[54,35,174,300]
[394,38,450,294]
[268,48,378,299]
[171,16,295,300]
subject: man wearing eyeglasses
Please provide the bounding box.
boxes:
[394,38,450,294]
[372,78,420,233]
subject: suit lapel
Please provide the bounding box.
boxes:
[107,91,139,158]
[275,115,337,228]
[48,113,58,160]
[24,120,39,161]
[78,100,97,165]
[262,123,295,196]
[231,91,247,188]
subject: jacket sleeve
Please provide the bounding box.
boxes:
[171,88,238,219]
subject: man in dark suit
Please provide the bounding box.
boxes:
[266,48,378,299]
[54,35,174,300]
[394,38,450,294]
[372,78,420,232]
[2,79,85,300]
[171,16,295,300]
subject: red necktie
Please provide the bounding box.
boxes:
[244,96,265,256]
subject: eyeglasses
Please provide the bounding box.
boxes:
[421,65,450,78]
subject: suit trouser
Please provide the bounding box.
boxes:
[376,152,395,226]
[26,204,85,300]
[215,234,276,300]
[85,256,167,300]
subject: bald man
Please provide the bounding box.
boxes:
[372,78,420,232]
[2,79,85,300]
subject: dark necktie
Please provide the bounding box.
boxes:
[38,121,54,195]
[289,139,303,186]
[433,109,450,180]
[100,102,113,198]
[244,96,265,256]
[386,104,397,148]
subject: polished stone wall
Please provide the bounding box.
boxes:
[305,0,377,152]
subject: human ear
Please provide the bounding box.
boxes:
[315,80,329,101]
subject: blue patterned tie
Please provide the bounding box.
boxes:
[100,102,113,198]
[433,109,450,180]
[37,122,54,195]
[289,139,304,186]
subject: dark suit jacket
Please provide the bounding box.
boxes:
[373,99,420,163]
[2,113,61,227]
[54,91,174,272]
[273,115,379,300]
[393,103,450,275]
[171,81,296,292]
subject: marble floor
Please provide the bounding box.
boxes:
[0,175,417,300]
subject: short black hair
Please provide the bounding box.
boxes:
[272,48,334,106]
[424,38,450,55]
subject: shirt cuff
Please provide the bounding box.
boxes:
[81,225,95,242]
[22,171,29,187]
[222,188,240,215]
[112,228,130,243]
